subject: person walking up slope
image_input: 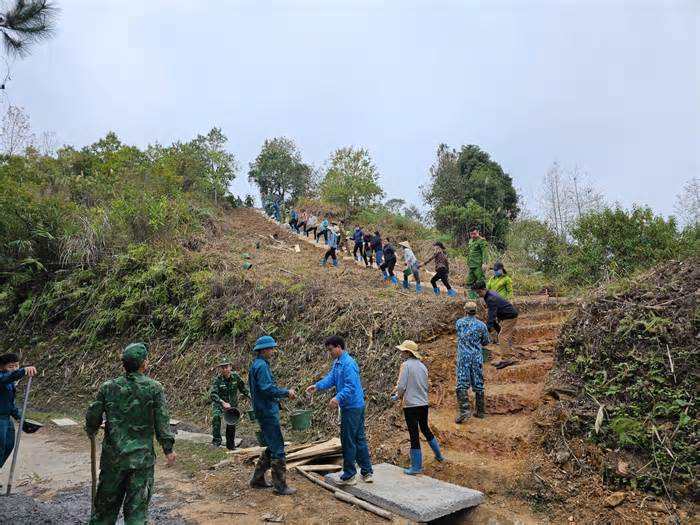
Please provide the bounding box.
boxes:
[248,336,298,495]
[380,238,398,285]
[467,227,488,299]
[455,303,490,422]
[399,241,421,293]
[390,341,444,475]
[352,226,364,263]
[320,223,340,267]
[306,336,373,486]
[422,241,456,297]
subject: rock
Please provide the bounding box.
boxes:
[604,492,626,508]
[554,449,571,464]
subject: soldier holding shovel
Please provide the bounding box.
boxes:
[85,343,176,524]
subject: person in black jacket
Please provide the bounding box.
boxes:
[380,238,398,285]
[362,232,373,268]
[370,231,383,266]
[473,280,518,366]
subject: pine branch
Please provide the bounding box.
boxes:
[0,0,58,57]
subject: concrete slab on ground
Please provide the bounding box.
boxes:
[50,418,78,427]
[325,463,485,522]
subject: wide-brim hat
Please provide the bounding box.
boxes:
[396,340,422,359]
[398,241,411,249]
[253,335,278,352]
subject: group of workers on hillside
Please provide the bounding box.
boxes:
[0,206,523,523]
[284,207,516,303]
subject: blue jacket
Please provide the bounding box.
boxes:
[314,351,365,409]
[483,290,519,329]
[249,356,289,419]
[290,209,298,220]
[352,228,364,243]
[327,230,339,249]
[319,219,329,232]
[0,368,25,418]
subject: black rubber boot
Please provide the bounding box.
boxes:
[475,391,485,418]
[455,389,471,423]
[271,458,297,496]
[249,449,273,488]
[225,424,237,450]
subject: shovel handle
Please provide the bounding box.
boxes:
[6,375,32,496]
[90,434,97,511]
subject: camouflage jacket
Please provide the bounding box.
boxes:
[210,372,248,408]
[85,372,174,470]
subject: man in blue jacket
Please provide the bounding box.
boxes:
[0,353,37,468]
[248,336,298,495]
[306,336,373,485]
[321,224,340,267]
[352,226,364,262]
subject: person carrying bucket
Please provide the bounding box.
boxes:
[0,353,37,469]
[320,223,340,267]
[306,336,373,486]
[399,241,421,293]
[210,357,249,450]
[390,340,444,475]
[248,336,298,495]
[422,241,456,297]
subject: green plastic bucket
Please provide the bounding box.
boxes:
[247,409,256,421]
[289,409,312,431]
[403,268,412,278]
[482,347,491,362]
[255,430,267,446]
[243,261,253,270]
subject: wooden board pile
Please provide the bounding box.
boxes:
[215,438,342,470]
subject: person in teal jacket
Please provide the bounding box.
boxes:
[317,218,330,244]
[248,336,298,496]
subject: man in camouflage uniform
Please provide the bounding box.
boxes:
[210,357,249,449]
[455,302,490,423]
[85,343,176,525]
[467,226,489,299]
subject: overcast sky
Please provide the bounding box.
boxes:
[9,0,699,217]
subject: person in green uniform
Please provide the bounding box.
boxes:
[486,261,513,300]
[467,226,489,299]
[85,342,176,525]
[210,357,249,449]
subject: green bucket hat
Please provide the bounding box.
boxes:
[122,342,148,367]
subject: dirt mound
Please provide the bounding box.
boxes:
[551,257,698,500]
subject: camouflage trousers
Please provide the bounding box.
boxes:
[212,405,237,449]
[89,465,154,525]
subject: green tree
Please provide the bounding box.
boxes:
[423,144,519,248]
[505,219,566,275]
[248,137,311,205]
[568,205,681,284]
[0,0,57,58]
[384,198,406,214]
[319,147,384,212]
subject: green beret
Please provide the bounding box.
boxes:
[122,342,148,367]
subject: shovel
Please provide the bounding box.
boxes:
[90,433,97,511]
[5,375,32,496]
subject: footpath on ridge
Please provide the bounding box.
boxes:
[257,209,578,524]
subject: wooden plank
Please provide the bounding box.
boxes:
[298,464,342,472]
[295,468,393,521]
[285,438,342,461]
